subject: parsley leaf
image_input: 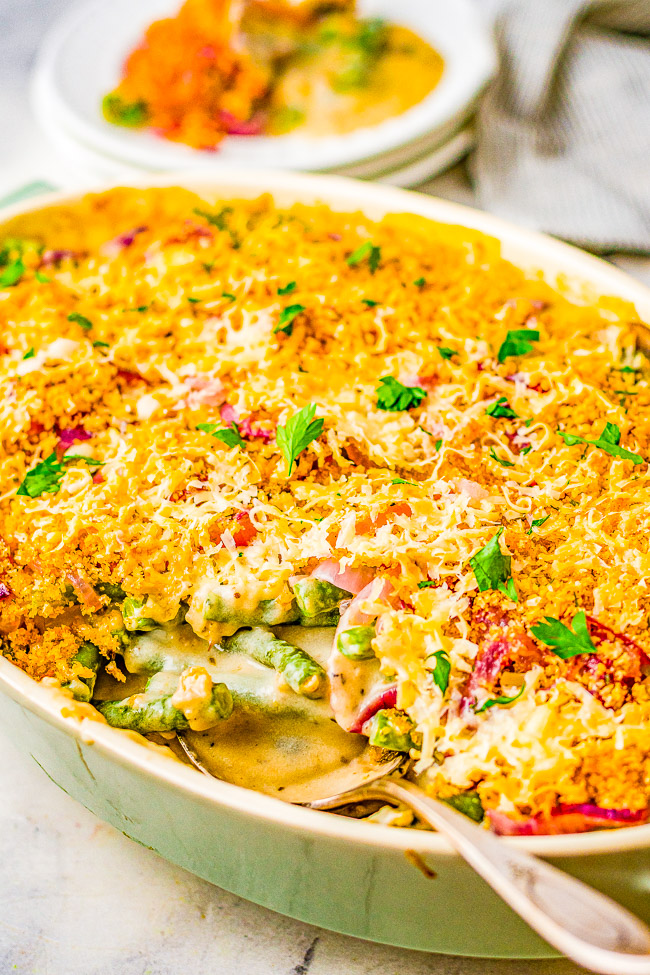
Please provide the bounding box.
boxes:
[187,296,201,304]
[497,576,519,602]
[276,403,324,475]
[35,271,51,283]
[434,438,442,451]
[391,477,417,486]
[413,277,426,288]
[67,312,92,331]
[102,94,148,126]
[376,375,427,412]
[489,447,515,467]
[17,453,64,497]
[278,282,296,295]
[193,207,240,248]
[527,514,549,535]
[418,580,436,589]
[221,292,236,303]
[531,610,596,659]
[347,241,381,274]
[485,396,517,419]
[93,340,110,349]
[497,329,540,363]
[475,683,525,713]
[427,650,451,695]
[362,299,379,307]
[469,527,515,596]
[197,422,244,448]
[22,347,35,360]
[0,257,25,288]
[557,422,643,464]
[437,347,456,360]
[274,303,305,335]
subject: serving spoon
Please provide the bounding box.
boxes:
[178,730,650,975]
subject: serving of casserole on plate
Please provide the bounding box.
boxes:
[2,171,650,958]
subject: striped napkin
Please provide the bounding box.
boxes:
[472,0,650,253]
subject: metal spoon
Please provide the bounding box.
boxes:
[178,730,650,974]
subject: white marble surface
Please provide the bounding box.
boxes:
[0,1,647,972]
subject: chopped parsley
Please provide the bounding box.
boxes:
[187,297,201,304]
[0,257,25,288]
[67,312,92,331]
[391,477,417,486]
[418,580,436,589]
[362,299,379,307]
[221,292,236,303]
[274,303,305,335]
[413,277,426,288]
[469,527,517,601]
[434,438,442,451]
[531,610,596,659]
[276,402,324,475]
[497,328,540,363]
[557,421,643,464]
[193,206,240,248]
[427,650,451,695]
[475,683,525,713]
[22,348,35,360]
[346,241,381,274]
[277,282,296,295]
[527,514,549,535]
[376,375,426,412]
[437,347,456,360]
[485,396,517,419]
[16,453,101,498]
[197,422,244,449]
[93,340,110,349]
[35,271,51,283]
[489,447,515,467]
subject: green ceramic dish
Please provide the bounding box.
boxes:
[2,171,650,959]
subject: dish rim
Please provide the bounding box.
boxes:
[3,167,650,860]
[31,0,497,172]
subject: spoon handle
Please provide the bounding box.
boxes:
[375,777,650,975]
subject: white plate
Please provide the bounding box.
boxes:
[33,64,476,188]
[33,0,495,173]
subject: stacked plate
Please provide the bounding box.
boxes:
[32,0,496,188]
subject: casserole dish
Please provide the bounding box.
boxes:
[1,169,650,958]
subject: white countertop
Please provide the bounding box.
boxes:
[0,2,647,972]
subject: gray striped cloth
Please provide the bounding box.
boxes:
[472,0,650,253]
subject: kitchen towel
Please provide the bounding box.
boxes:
[473,0,650,252]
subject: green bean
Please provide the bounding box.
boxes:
[336,625,376,660]
[441,791,485,823]
[121,596,159,632]
[63,641,101,702]
[224,626,326,698]
[366,708,415,753]
[203,589,300,626]
[97,671,233,732]
[96,581,127,602]
[291,579,350,622]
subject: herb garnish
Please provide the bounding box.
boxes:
[442,792,484,823]
[418,581,436,589]
[274,303,305,335]
[527,515,549,535]
[187,297,201,304]
[221,293,236,303]
[22,348,35,360]
[557,421,643,464]
[193,207,240,248]
[346,241,381,274]
[434,438,442,451]
[469,527,517,601]
[437,347,457,360]
[16,453,102,498]
[102,94,149,126]
[497,329,540,363]
[475,683,525,713]
[427,650,451,695]
[413,277,426,288]
[531,610,596,659]
[485,396,517,419]
[67,312,92,331]
[278,282,296,295]
[391,477,417,486]
[362,299,379,307]
[489,447,515,468]
[197,422,245,449]
[276,403,324,475]
[0,258,24,288]
[35,271,51,283]
[376,375,427,412]
[93,340,110,349]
